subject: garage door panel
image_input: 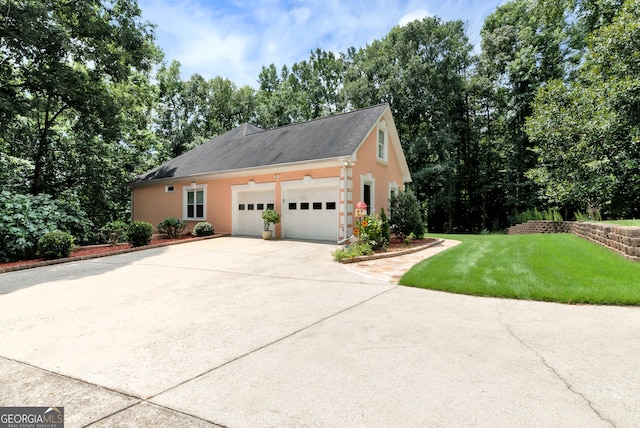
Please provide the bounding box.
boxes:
[234,190,274,237]
[284,187,338,241]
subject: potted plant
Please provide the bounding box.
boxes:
[261,208,281,240]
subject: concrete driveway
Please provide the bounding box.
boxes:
[1,237,638,427]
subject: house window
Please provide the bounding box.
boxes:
[183,185,206,220]
[165,185,174,193]
[326,202,336,210]
[301,202,310,210]
[377,121,388,162]
[257,203,264,210]
[267,203,275,210]
[313,202,322,210]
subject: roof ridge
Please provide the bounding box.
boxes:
[255,103,389,133]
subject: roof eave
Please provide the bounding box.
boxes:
[128,156,351,188]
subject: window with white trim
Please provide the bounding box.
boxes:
[183,185,206,220]
[377,121,388,162]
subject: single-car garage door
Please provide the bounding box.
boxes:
[283,185,338,241]
[233,189,275,237]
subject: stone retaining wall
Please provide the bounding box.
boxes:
[571,222,640,261]
[506,220,640,262]
[506,220,572,234]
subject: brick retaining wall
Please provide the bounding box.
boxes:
[506,220,640,262]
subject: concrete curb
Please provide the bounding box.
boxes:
[0,234,227,274]
[339,238,445,264]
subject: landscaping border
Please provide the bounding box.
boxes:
[340,238,444,264]
[0,234,227,274]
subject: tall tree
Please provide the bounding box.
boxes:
[526,0,640,218]
[478,0,572,218]
[0,0,159,197]
[345,17,474,232]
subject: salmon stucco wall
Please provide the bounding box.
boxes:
[351,115,405,215]
[132,166,343,235]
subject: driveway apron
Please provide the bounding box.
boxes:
[0,237,638,427]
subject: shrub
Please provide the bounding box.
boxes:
[193,221,214,236]
[331,242,373,262]
[355,213,388,250]
[389,190,425,240]
[101,220,129,245]
[0,191,91,261]
[158,217,186,238]
[37,231,74,260]
[127,221,154,247]
[379,207,391,246]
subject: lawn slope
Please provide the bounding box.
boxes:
[400,234,640,305]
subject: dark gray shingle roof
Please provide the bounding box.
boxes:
[134,104,389,183]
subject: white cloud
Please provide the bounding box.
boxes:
[398,9,433,26]
[138,0,505,87]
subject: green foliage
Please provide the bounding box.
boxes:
[389,190,426,240]
[193,221,214,236]
[574,211,589,221]
[401,233,640,305]
[101,221,129,245]
[37,231,74,260]
[513,207,563,224]
[0,0,161,232]
[158,217,186,238]
[262,208,281,230]
[354,214,388,250]
[379,207,391,247]
[345,17,474,232]
[127,221,154,247]
[0,191,91,261]
[331,242,374,262]
[526,0,640,220]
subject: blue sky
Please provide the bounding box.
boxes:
[138,0,505,88]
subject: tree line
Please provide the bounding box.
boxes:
[1,0,638,238]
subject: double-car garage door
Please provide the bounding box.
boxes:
[233,180,338,241]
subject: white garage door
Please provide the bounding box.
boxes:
[283,186,338,241]
[233,190,275,236]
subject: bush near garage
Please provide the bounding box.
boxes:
[101,220,129,245]
[389,190,425,240]
[127,221,154,247]
[37,230,75,259]
[193,221,214,236]
[158,217,187,238]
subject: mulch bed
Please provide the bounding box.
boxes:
[381,237,437,254]
[0,234,219,273]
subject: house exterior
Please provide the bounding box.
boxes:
[130,103,411,242]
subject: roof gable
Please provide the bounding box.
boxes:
[134,104,391,183]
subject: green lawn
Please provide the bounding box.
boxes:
[400,233,640,305]
[601,219,640,226]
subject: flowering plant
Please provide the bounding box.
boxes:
[354,213,388,250]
